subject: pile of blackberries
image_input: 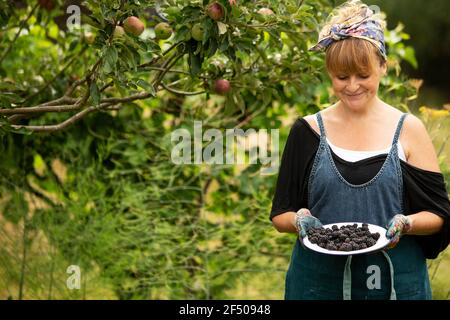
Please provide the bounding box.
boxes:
[306,223,380,251]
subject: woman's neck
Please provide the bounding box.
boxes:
[335,96,386,122]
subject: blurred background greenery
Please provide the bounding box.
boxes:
[0,0,448,300]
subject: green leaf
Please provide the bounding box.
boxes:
[188,41,202,77]
[69,39,79,51]
[33,154,47,177]
[403,47,418,69]
[90,82,100,106]
[136,79,156,96]
[103,45,118,73]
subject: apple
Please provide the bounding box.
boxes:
[83,32,95,45]
[154,22,173,40]
[255,7,275,22]
[123,16,145,36]
[191,23,205,42]
[207,2,225,21]
[113,26,125,39]
[214,79,231,95]
[164,6,181,19]
[38,0,55,11]
[257,8,274,16]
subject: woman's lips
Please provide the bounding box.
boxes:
[345,92,365,98]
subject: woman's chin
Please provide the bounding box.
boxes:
[341,95,371,109]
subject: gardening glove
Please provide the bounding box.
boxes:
[385,214,412,249]
[294,208,323,239]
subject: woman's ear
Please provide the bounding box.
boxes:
[381,62,387,76]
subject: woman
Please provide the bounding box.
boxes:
[270,0,450,300]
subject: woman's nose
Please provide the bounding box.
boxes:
[346,76,360,91]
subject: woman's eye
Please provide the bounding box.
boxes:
[337,76,348,80]
[359,75,370,79]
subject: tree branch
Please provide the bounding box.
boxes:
[64,56,103,96]
[159,82,205,96]
[7,88,158,132]
[153,53,185,90]
[10,102,112,132]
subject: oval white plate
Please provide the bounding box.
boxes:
[303,222,390,256]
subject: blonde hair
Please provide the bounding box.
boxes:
[320,0,387,75]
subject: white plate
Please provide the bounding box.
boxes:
[303,222,390,256]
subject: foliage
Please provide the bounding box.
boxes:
[0,0,448,299]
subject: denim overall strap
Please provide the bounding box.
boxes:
[343,256,352,300]
[342,252,397,300]
[382,251,397,300]
[391,113,408,148]
[316,111,327,141]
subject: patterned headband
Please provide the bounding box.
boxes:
[309,7,387,61]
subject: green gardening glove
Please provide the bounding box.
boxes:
[295,208,323,239]
[385,214,412,249]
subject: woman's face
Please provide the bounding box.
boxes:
[329,62,387,110]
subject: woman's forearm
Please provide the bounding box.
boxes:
[272,211,298,234]
[405,211,445,236]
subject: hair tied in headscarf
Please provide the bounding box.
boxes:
[309,1,387,60]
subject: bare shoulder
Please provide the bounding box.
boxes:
[402,113,441,173]
[303,114,320,135]
[303,106,336,135]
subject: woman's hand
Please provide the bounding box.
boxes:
[293,208,323,239]
[385,214,412,249]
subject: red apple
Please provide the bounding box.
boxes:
[38,0,55,11]
[214,79,231,95]
[207,2,225,21]
[123,16,145,36]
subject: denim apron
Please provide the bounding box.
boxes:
[285,111,432,300]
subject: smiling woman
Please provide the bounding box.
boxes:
[270,0,450,301]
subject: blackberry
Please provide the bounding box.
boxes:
[327,244,338,251]
[371,232,380,240]
[366,238,376,247]
[339,243,352,251]
[332,231,341,238]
